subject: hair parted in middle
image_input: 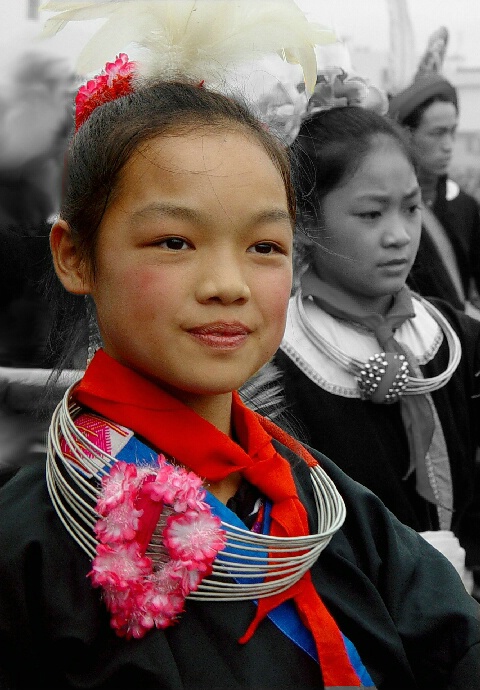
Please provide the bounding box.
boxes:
[293,106,414,226]
[290,105,415,279]
[63,77,296,275]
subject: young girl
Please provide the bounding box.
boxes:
[274,104,480,594]
[0,7,479,690]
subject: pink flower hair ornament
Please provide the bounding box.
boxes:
[89,458,226,639]
[75,53,136,131]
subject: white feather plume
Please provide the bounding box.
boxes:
[40,0,336,92]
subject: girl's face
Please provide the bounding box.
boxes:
[80,129,293,403]
[311,137,422,313]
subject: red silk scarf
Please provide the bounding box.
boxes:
[74,350,360,687]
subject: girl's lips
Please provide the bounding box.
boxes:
[187,323,251,349]
[377,260,410,277]
[190,333,249,349]
[378,258,409,267]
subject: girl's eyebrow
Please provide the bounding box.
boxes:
[132,202,203,223]
[131,202,292,225]
[251,208,293,225]
[354,186,421,202]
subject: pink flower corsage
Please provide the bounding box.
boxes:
[89,458,226,639]
[75,53,136,131]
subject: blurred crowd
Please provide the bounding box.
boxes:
[0,49,79,479]
[0,49,76,368]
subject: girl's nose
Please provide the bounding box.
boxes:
[195,256,251,305]
[383,216,411,246]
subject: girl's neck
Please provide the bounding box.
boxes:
[182,391,243,503]
[173,389,234,437]
[208,472,243,504]
[309,264,397,317]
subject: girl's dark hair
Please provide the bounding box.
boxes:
[291,105,415,233]
[46,78,295,373]
[63,78,295,269]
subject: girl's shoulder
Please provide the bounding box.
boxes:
[421,295,480,363]
[0,461,85,573]
[0,461,84,610]
[0,462,56,552]
[0,461,50,515]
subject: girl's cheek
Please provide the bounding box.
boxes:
[128,265,172,299]
[268,275,293,320]
[277,270,294,302]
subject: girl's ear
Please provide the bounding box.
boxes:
[50,219,91,295]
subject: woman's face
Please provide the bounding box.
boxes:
[311,136,422,313]
[81,129,293,403]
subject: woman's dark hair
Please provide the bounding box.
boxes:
[401,93,458,131]
[291,105,415,234]
[46,78,295,374]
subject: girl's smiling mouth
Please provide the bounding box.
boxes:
[187,322,252,349]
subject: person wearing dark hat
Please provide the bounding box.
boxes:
[388,66,480,600]
[388,73,480,317]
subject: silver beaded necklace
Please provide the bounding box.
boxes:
[289,291,462,401]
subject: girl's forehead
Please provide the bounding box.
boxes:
[122,128,270,179]
[336,140,417,198]
[363,134,407,157]
[139,124,253,152]
[104,127,291,227]
[352,137,411,174]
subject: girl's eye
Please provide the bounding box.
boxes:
[407,204,421,215]
[158,237,190,250]
[248,242,281,255]
[357,211,381,220]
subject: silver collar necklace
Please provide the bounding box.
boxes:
[46,386,346,602]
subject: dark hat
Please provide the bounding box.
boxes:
[388,73,458,124]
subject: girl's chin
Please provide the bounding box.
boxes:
[374,272,409,292]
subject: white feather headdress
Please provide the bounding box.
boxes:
[41,0,336,94]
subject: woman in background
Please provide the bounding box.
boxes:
[274,104,480,594]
